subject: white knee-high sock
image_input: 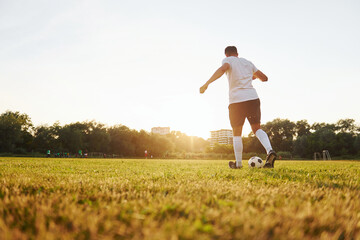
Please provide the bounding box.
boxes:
[233,136,243,167]
[255,129,273,154]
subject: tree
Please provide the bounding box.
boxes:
[108,125,136,156]
[354,135,360,155]
[335,132,356,156]
[336,119,358,134]
[294,124,340,158]
[262,118,296,152]
[295,120,311,137]
[147,133,174,157]
[57,122,89,152]
[166,131,209,153]
[242,134,263,153]
[210,143,233,154]
[0,111,33,153]
[85,122,110,153]
[293,135,309,158]
[311,122,337,132]
[33,124,59,153]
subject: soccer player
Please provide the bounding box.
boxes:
[200,46,277,168]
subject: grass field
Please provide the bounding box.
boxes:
[0,158,359,240]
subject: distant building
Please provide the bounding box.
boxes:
[151,127,170,135]
[210,129,233,147]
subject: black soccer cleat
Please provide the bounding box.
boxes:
[263,150,277,168]
[229,161,242,169]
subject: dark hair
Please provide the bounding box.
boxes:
[225,46,237,55]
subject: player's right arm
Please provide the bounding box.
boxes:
[253,70,268,82]
[200,63,230,94]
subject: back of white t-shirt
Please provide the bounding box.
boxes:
[222,56,259,104]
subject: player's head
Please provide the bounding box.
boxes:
[225,46,238,57]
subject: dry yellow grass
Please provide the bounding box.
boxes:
[0,158,359,239]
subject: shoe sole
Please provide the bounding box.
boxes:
[263,163,273,168]
[269,154,276,168]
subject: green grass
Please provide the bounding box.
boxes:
[0,158,359,239]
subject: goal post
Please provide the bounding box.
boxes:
[322,150,331,160]
[314,152,321,160]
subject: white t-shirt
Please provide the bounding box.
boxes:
[222,56,259,104]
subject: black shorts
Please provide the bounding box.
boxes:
[229,99,261,128]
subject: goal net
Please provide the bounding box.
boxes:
[314,150,331,160]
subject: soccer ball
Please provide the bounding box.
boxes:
[248,156,264,168]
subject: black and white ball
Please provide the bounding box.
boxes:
[248,156,264,168]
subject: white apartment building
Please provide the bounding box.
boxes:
[210,129,233,147]
[151,127,170,135]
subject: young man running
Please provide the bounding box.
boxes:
[200,46,277,168]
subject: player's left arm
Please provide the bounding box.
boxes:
[200,63,230,94]
[252,70,268,82]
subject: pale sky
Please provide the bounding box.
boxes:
[1,0,359,139]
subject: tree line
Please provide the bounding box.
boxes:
[262,118,360,158]
[0,110,359,159]
[0,111,207,157]
[210,118,360,159]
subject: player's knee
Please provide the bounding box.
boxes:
[233,127,243,136]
